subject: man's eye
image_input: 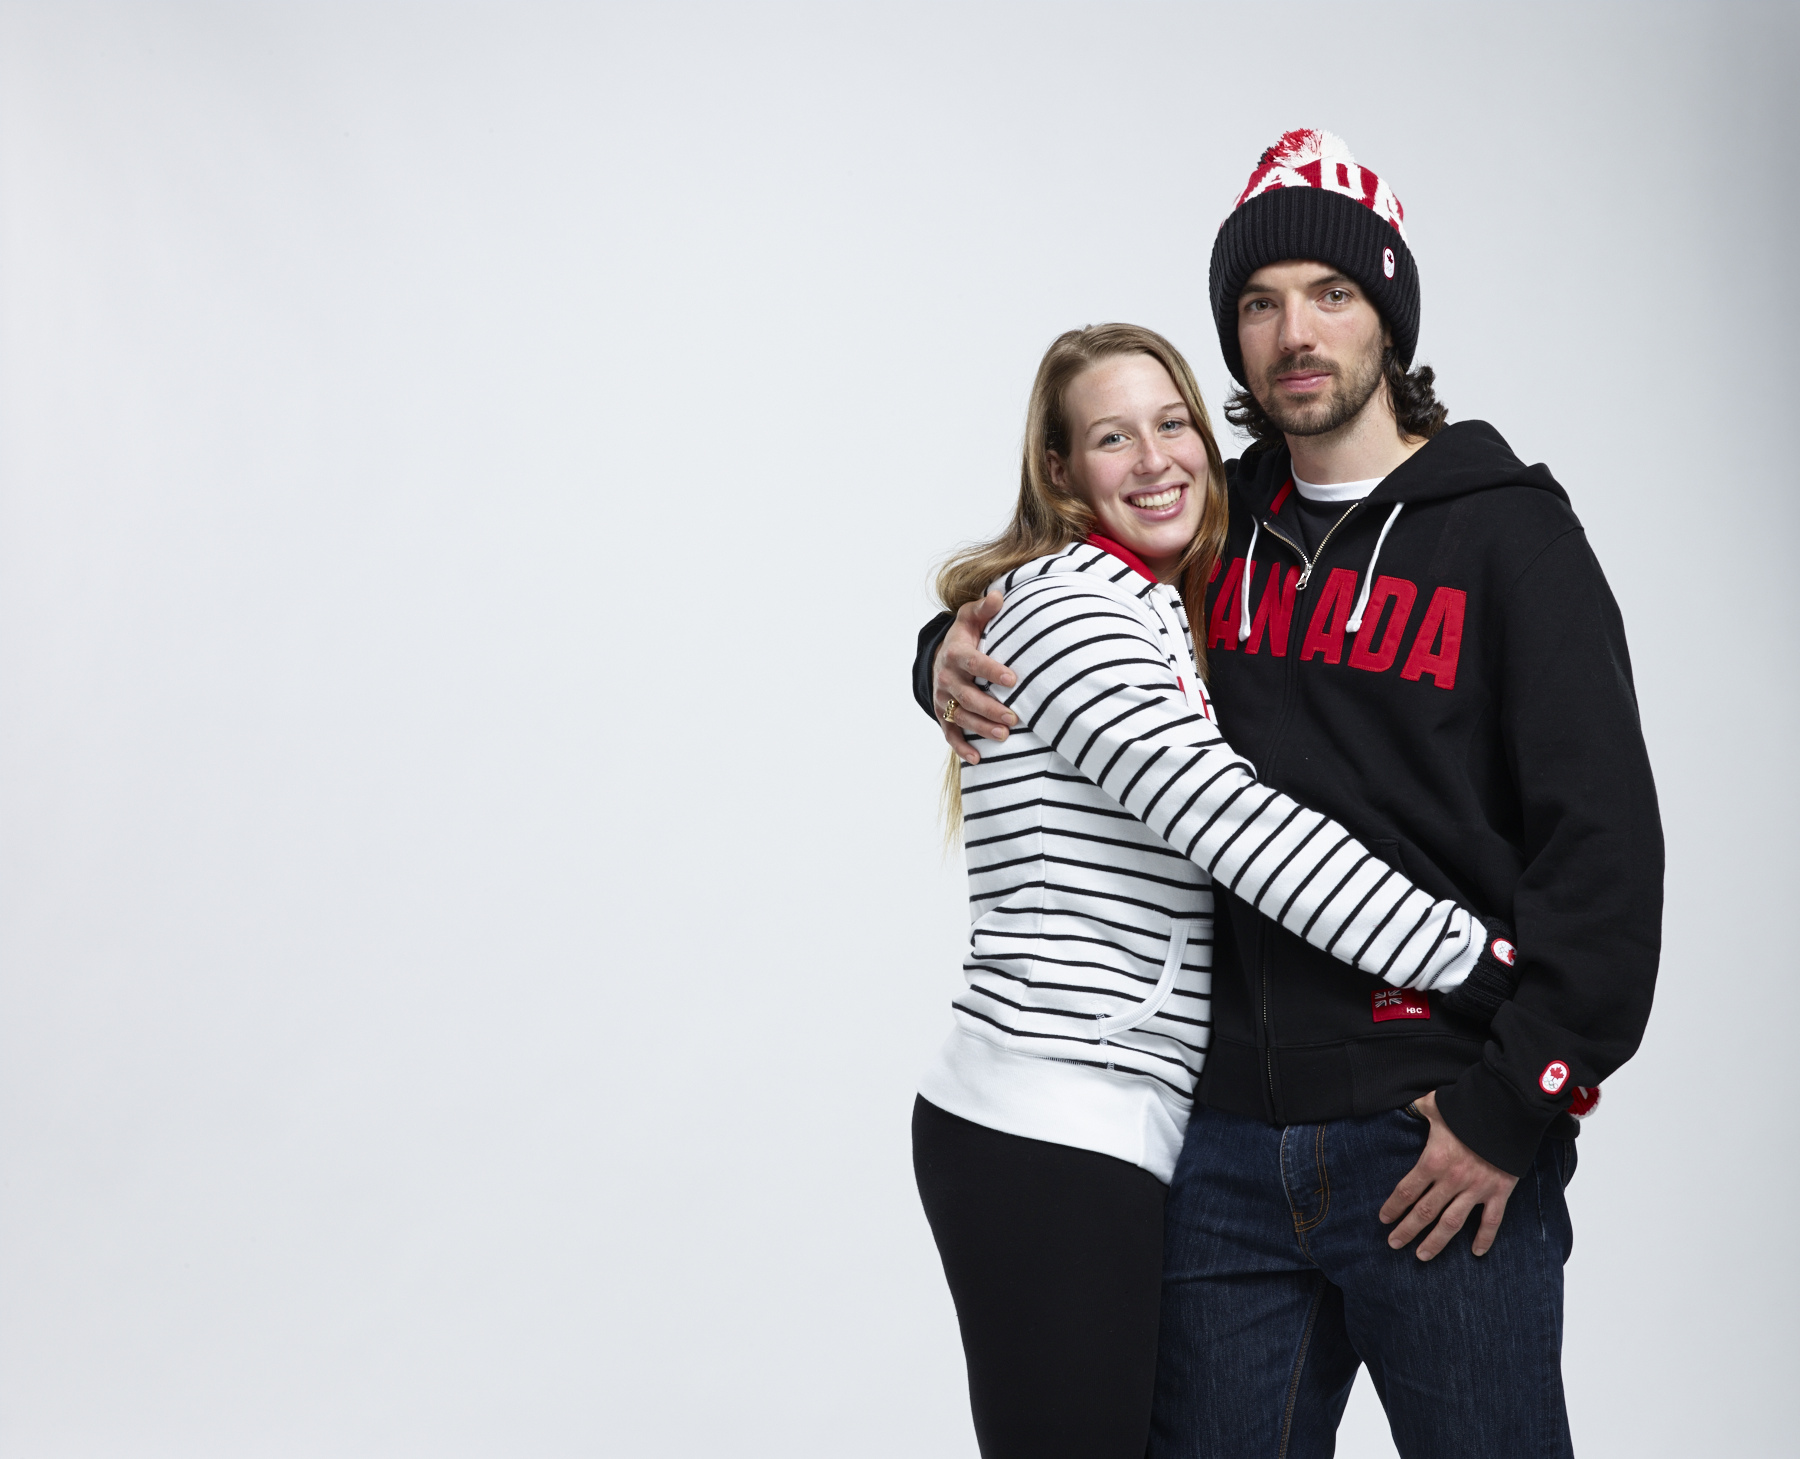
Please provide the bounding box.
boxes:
[1325,289,1350,303]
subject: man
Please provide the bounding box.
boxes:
[913,129,1661,1455]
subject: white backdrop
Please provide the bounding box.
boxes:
[1,3,1793,1455]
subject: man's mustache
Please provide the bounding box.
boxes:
[1267,354,1338,385]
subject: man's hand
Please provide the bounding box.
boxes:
[1379,1090,1519,1260]
[934,591,1018,766]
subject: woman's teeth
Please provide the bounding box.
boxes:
[1129,486,1182,510]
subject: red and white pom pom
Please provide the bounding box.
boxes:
[1233,128,1409,243]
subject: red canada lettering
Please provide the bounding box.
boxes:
[1244,564,1299,656]
[1207,558,1246,651]
[1400,587,1467,689]
[1298,568,1359,665]
[1347,576,1419,673]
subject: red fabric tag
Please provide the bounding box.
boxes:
[1372,989,1430,1022]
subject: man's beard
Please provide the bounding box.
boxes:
[1256,341,1384,438]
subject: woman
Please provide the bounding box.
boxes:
[912,324,1507,1458]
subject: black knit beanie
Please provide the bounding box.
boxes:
[1209,129,1419,387]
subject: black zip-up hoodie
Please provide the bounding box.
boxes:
[913,420,1663,1175]
[1195,421,1661,1173]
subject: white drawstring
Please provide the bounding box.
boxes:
[1237,518,1260,642]
[1154,596,1206,714]
[1345,503,1405,633]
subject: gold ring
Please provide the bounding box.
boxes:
[943,696,959,725]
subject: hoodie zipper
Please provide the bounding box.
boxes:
[1263,500,1362,590]
[1248,498,1361,1115]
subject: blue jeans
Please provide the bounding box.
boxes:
[1150,1105,1577,1458]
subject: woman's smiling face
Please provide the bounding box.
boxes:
[1048,353,1207,583]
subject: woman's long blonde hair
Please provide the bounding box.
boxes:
[937,324,1229,834]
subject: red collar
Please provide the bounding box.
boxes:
[1086,534,1160,584]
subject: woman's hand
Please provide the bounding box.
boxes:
[935,591,1019,765]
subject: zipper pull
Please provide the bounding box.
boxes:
[1296,563,1315,590]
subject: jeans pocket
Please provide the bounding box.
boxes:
[1399,1099,1428,1124]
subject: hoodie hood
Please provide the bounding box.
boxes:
[1233,420,1569,511]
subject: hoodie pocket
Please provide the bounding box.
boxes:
[1096,921,1194,1039]
[1372,838,1409,877]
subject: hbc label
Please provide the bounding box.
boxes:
[1372,989,1430,1023]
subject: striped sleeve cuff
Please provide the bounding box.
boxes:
[1438,922,1523,1022]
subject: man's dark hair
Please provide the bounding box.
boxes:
[1224,348,1449,454]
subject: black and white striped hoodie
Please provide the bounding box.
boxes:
[919,538,1483,1180]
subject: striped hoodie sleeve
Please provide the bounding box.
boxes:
[985,572,1480,992]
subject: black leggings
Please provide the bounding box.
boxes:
[911,1096,1166,1459]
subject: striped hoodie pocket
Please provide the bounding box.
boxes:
[1097,920,1193,1042]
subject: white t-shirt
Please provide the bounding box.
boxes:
[1287,473,1385,551]
[1292,471,1384,502]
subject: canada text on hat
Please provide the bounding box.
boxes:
[1232,129,1408,244]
